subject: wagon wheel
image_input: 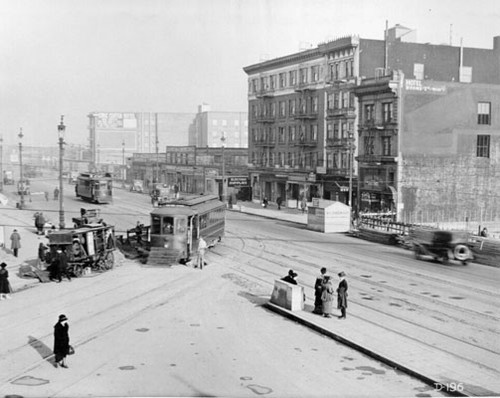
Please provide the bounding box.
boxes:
[71,264,84,277]
[103,251,115,270]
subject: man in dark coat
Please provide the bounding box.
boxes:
[281,269,298,285]
[53,314,70,368]
[337,271,348,319]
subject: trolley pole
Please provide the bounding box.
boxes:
[58,116,66,229]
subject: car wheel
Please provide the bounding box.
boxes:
[454,244,471,262]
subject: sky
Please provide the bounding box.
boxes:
[0,0,499,147]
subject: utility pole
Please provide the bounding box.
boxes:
[58,116,66,229]
[18,128,25,209]
[221,132,226,203]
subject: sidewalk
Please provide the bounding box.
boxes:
[0,195,54,294]
[232,201,500,397]
[230,200,308,225]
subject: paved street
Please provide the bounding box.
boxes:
[0,179,498,397]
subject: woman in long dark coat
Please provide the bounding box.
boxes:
[313,267,327,314]
[337,272,348,319]
[54,314,70,368]
[321,276,335,318]
[0,262,13,299]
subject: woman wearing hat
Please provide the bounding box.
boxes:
[0,263,13,300]
[337,272,348,319]
[53,314,70,368]
[321,275,335,318]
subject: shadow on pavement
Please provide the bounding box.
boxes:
[28,335,55,366]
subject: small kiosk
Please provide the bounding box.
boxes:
[307,199,350,233]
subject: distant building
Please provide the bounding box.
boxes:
[88,111,196,170]
[129,145,249,200]
[243,25,500,213]
[189,104,248,148]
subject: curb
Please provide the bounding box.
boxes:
[227,206,307,226]
[263,302,470,397]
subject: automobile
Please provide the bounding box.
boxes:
[410,227,473,265]
[130,180,144,193]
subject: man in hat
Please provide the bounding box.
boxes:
[337,272,348,319]
[281,269,298,285]
[53,314,70,368]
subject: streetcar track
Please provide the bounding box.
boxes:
[211,235,500,363]
[0,271,200,387]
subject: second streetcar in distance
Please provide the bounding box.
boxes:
[75,173,113,204]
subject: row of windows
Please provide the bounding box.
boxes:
[251,150,353,171]
[362,102,394,123]
[199,208,225,230]
[249,57,356,93]
[211,119,248,127]
[252,125,319,143]
[362,136,393,157]
[251,121,354,144]
[251,92,355,119]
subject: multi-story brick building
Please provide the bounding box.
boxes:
[355,73,500,226]
[244,26,500,216]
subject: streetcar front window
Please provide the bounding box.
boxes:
[162,216,174,235]
[175,218,187,234]
[151,215,161,234]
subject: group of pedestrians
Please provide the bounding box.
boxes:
[313,268,348,319]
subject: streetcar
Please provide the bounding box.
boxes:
[121,194,225,265]
[75,172,113,204]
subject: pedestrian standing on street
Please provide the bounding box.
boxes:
[0,262,13,300]
[53,187,59,200]
[313,267,327,314]
[300,197,307,213]
[57,248,72,282]
[38,242,48,269]
[337,271,348,319]
[10,229,21,257]
[53,314,70,368]
[276,196,282,210]
[321,275,335,318]
[196,236,208,269]
[281,269,298,285]
[135,221,143,246]
[44,191,49,201]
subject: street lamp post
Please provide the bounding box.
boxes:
[221,133,226,203]
[58,116,66,229]
[18,128,25,209]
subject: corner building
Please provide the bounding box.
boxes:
[245,26,500,222]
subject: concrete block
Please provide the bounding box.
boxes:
[270,279,304,311]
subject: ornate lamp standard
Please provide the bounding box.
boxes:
[58,116,66,229]
[18,128,25,209]
[221,133,226,203]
